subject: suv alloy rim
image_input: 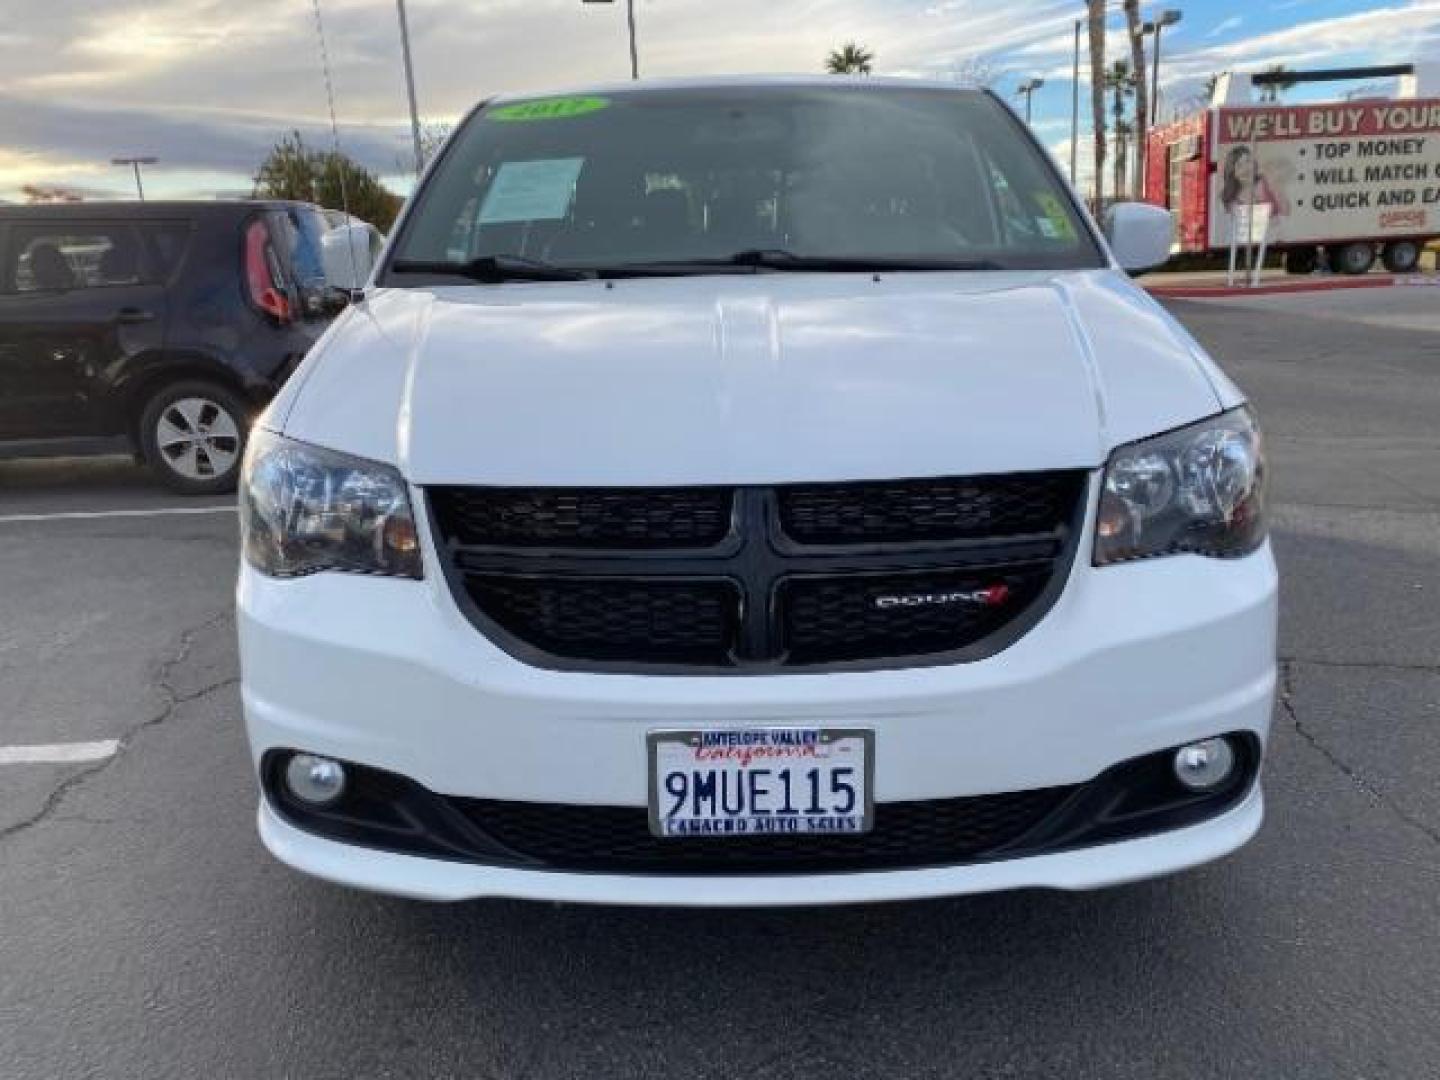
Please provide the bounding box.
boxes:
[155,396,241,480]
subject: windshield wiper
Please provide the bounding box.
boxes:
[389,254,594,283]
[726,249,1002,272]
[393,249,1006,282]
[596,249,1002,277]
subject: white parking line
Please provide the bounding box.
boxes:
[0,740,121,765]
[0,506,236,524]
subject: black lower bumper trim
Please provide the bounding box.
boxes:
[261,735,1261,876]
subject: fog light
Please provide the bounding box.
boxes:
[284,753,347,806]
[1173,738,1236,791]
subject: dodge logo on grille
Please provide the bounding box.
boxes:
[874,584,1011,610]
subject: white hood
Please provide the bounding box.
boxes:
[275,270,1226,485]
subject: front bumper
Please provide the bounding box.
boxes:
[238,537,1278,903]
[257,784,1264,905]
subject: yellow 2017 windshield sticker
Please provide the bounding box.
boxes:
[489,96,610,122]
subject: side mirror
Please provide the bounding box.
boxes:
[321,223,378,293]
[1104,202,1174,274]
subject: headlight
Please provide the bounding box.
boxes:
[240,428,422,579]
[1094,407,1267,565]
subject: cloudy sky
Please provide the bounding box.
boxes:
[1,0,1437,202]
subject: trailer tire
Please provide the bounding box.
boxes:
[1284,247,1318,275]
[1335,242,1376,276]
[1381,240,1421,274]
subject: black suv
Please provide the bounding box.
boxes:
[0,200,344,493]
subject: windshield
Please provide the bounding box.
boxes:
[386,84,1103,279]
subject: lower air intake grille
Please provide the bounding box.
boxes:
[264,738,1263,876]
[455,787,1073,873]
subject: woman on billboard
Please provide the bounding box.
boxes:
[1219,145,1293,282]
[1221,146,1291,220]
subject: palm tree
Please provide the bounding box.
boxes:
[1105,60,1136,201]
[1123,0,1148,199]
[1086,1,1108,206]
[1258,63,1298,103]
[825,42,875,75]
[1113,117,1135,201]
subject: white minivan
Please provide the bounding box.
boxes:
[239,77,1276,905]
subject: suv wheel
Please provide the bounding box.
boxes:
[139,381,250,495]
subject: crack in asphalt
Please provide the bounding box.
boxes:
[0,610,237,846]
[1280,660,1440,848]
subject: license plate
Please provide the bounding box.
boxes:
[647,728,873,838]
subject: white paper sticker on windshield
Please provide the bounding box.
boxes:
[478,158,584,224]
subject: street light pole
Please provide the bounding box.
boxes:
[626,0,639,80]
[1016,78,1045,124]
[111,156,157,200]
[396,0,424,175]
[583,0,639,80]
[1146,9,1183,125]
[1150,26,1162,124]
[1070,19,1080,184]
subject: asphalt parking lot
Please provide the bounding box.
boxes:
[1,289,1437,1078]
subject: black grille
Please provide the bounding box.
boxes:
[430,486,734,548]
[429,472,1086,672]
[455,787,1072,873]
[779,473,1082,545]
[466,576,737,666]
[782,565,1054,666]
